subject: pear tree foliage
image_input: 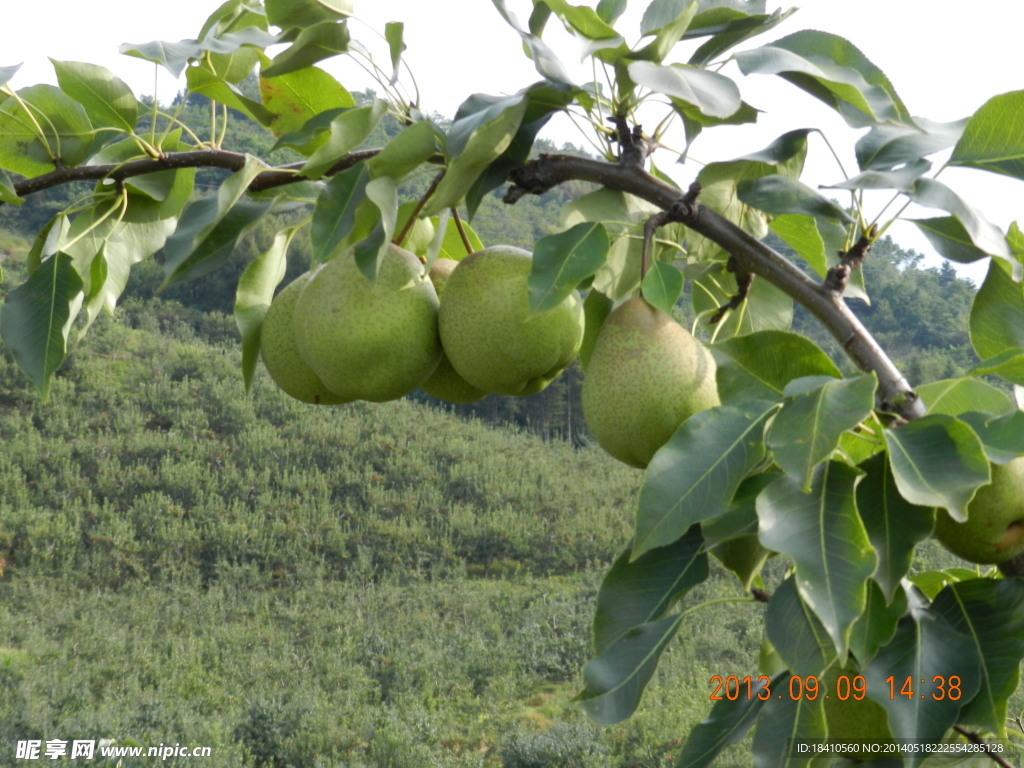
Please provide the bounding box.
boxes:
[3,0,1024,763]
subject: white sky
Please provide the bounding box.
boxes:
[5,1,1022,282]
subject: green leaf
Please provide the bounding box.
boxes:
[826,158,931,193]
[735,30,914,128]
[0,85,93,176]
[883,414,991,521]
[738,176,855,224]
[856,118,967,171]
[949,90,1024,181]
[640,261,683,316]
[757,462,875,656]
[426,95,528,215]
[259,66,354,140]
[366,121,437,180]
[766,374,877,491]
[528,223,609,313]
[692,269,793,339]
[384,22,405,84]
[0,63,21,88]
[575,613,682,725]
[265,0,351,28]
[596,0,627,23]
[185,66,274,124]
[735,128,812,168]
[628,61,741,119]
[958,410,1024,464]
[431,213,484,260]
[675,675,773,768]
[912,216,991,267]
[769,214,827,274]
[688,8,795,68]
[119,39,203,78]
[908,178,1011,262]
[0,253,83,400]
[0,168,23,205]
[544,0,620,39]
[970,258,1024,376]
[629,0,698,63]
[234,227,295,391]
[916,377,1014,417]
[160,157,266,287]
[353,176,399,281]
[765,576,837,677]
[301,99,387,179]
[51,60,138,133]
[866,604,981,764]
[593,526,708,654]
[713,330,842,405]
[848,580,907,663]
[311,164,369,263]
[262,20,350,78]
[271,106,347,155]
[634,403,774,558]
[751,684,827,768]
[931,579,1024,734]
[856,453,935,602]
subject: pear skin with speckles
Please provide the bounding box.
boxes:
[582,296,719,468]
[438,246,584,397]
[260,273,349,405]
[934,456,1024,563]
[294,243,442,403]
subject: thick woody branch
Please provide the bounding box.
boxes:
[507,153,926,423]
[8,148,383,201]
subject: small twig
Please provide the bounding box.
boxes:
[610,115,646,168]
[710,256,754,324]
[952,726,1016,768]
[825,224,877,293]
[640,183,701,283]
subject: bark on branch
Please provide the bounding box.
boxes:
[506,153,926,423]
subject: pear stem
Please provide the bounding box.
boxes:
[395,171,445,250]
[452,208,474,256]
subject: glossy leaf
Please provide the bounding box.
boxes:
[353,176,399,281]
[856,118,967,171]
[0,63,20,87]
[575,614,682,725]
[185,66,274,124]
[765,576,837,678]
[757,462,875,656]
[119,39,204,78]
[735,30,913,128]
[949,90,1024,181]
[259,66,354,141]
[628,61,741,119]
[384,22,405,84]
[0,168,23,205]
[366,120,438,180]
[932,579,1024,734]
[856,453,935,602]
[431,213,484,261]
[738,176,855,223]
[528,222,609,313]
[674,677,772,768]
[701,472,776,547]
[544,0,620,39]
[311,164,369,263]
[593,526,707,654]
[265,0,351,29]
[865,604,981,764]
[916,377,1014,417]
[301,99,387,179]
[640,261,684,316]
[909,178,1011,262]
[692,267,793,338]
[958,411,1024,464]
[883,414,990,522]
[713,329,843,405]
[689,8,793,67]
[970,258,1024,378]
[234,227,295,391]
[751,684,826,768]
[634,403,775,559]
[766,374,876,490]
[826,158,931,193]
[51,60,138,133]
[262,20,351,78]
[628,0,698,63]
[0,253,83,400]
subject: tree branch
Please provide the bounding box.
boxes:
[506,153,926,423]
[7,148,384,201]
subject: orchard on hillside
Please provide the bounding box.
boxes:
[3,0,1024,764]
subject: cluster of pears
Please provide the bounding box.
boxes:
[259,243,586,407]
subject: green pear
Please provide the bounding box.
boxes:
[582,296,719,468]
[933,456,1024,564]
[419,257,487,404]
[294,243,442,403]
[438,246,584,397]
[260,273,349,405]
